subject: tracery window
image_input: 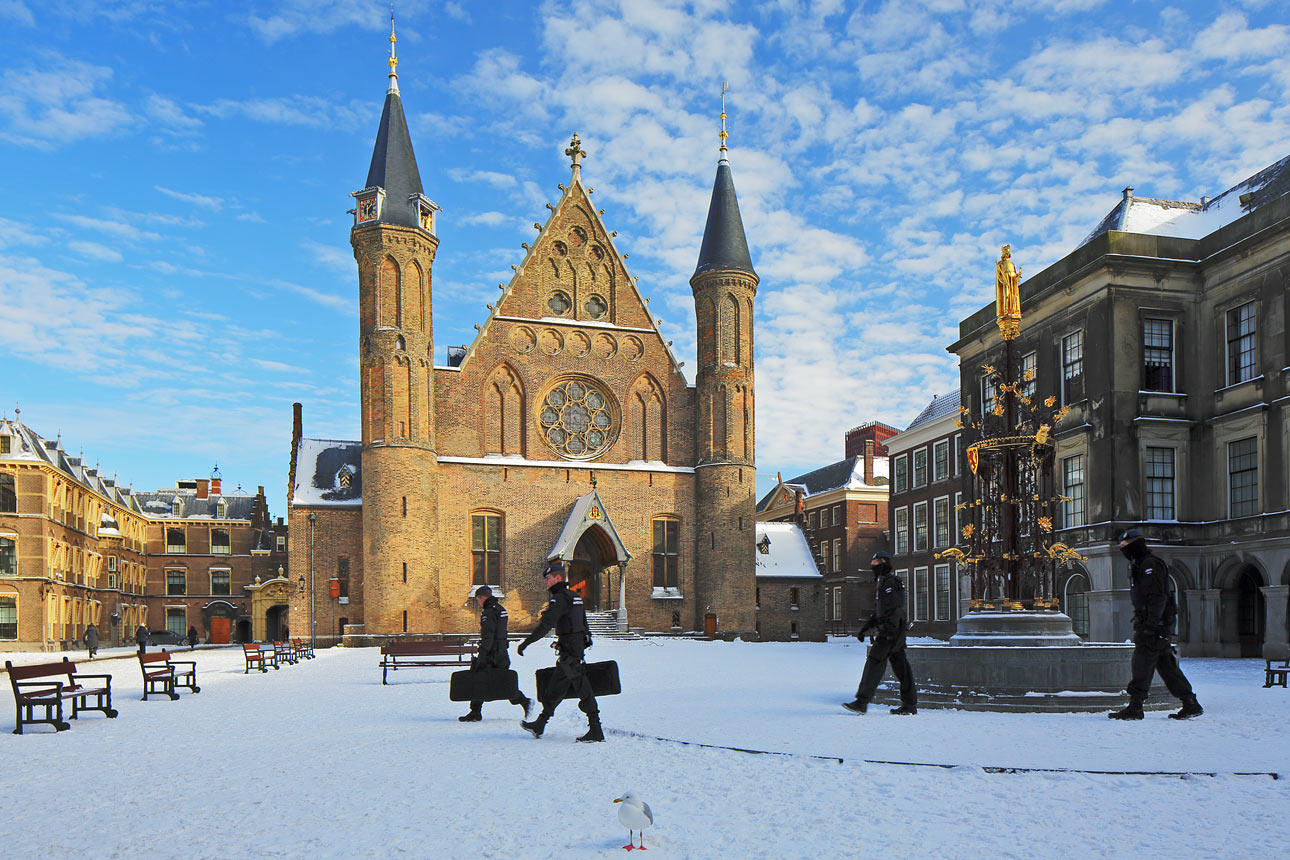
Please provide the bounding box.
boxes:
[584,294,608,320]
[538,377,619,460]
[547,291,572,316]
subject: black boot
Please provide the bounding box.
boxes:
[521,714,548,738]
[842,699,867,714]
[577,713,604,743]
[1168,697,1203,720]
[1108,701,1144,720]
[516,695,534,719]
[890,704,917,715]
[458,710,482,722]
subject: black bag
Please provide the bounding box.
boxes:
[535,660,621,700]
[449,668,519,702]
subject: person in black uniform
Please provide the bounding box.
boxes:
[1109,529,1202,720]
[517,562,603,742]
[844,551,917,715]
[459,585,532,722]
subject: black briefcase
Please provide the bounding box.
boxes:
[449,668,519,702]
[535,660,621,700]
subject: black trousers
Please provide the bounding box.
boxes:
[855,640,917,708]
[540,653,598,718]
[1126,635,1194,703]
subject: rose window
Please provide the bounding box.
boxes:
[539,377,619,460]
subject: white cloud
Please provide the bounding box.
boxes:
[1193,12,1290,61]
[0,58,131,147]
[67,240,124,262]
[156,186,224,211]
[53,213,161,242]
[0,1,34,26]
[145,94,203,133]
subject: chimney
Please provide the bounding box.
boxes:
[210,477,222,496]
[863,440,874,485]
[293,402,303,448]
[1122,186,1134,200]
[196,478,209,499]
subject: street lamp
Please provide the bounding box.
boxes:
[307,512,317,649]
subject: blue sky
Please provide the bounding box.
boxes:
[1,0,1287,517]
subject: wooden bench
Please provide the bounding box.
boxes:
[243,643,279,673]
[379,641,475,685]
[1265,657,1289,688]
[138,651,200,700]
[274,640,298,666]
[6,657,118,734]
[292,638,315,659]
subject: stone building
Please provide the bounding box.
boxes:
[754,521,825,641]
[883,390,966,639]
[0,417,286,650]
[287,46,764,645]
[756,441,889,635]
[949,155,1290,657]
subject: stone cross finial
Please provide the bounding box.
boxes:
[565,132,586,182]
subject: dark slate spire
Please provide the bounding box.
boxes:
[361,15,424,229]
[694,155,755,278]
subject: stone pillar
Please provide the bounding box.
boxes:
[1087,588,1126,642]
[1261,585,1289,659]
[1197,589,1222,657]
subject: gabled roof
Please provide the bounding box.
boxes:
[755,455,889,512]
[693,155,755,278]
[547,489,631,564]
[755,522,821,579]
[904,389,961,432]
[1080,152,1290,247]
[290,438,362,507]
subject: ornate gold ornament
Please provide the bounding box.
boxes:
[995,244,1022,340]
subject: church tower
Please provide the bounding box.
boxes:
[691,102,758,636]
[351,23,442,635]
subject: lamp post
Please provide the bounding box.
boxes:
[307,512,317,649]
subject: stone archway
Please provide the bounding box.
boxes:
[569,527,618,612]
[246,576,293,643]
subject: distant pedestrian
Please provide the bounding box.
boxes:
[458,585,532,723]
[84,623,99,659]
[1108,530,1202,721]
[134,624,149,655]
[187,625,198,651]
[844,551,918,715]
[517,562,603,742]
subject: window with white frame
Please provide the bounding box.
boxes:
[832,586,842,621]
[833,505,841,526]
[1021,350,1037,398]
[211,528,230,555]
[1226,301,1257,386]
[808,510,817,529]
[276,535,286,552]
[933,439,949,482]
[0,596,16,639]
[954,491,964,540]
[1143,319,1174,392]
[913,567,929,621]
[166,528,186,554]
[981,374,996,417]
[933,496,950,548]
[166,608,186,637]
[1228,437,1258,518]
[913,502,928,552]
[894,507,909,555]
[107,555,116,572]
[893,455,908,494]
[0,538,15,577]
[166,569,186,596]
[934,563,951,622]
[912,448,928,488]
[1061,330,1084,404]
[1062,454,1086,528]
[211,569,231,596]
[1145,447,1176,520]
[832,538,842,572]
[953,433,961,476]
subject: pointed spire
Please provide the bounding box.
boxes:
[694,85,755,278]
[565,132,586,184]
[361,10,425,229]
[387,5,400,95]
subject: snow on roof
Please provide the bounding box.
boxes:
[292,437,362,507]
[755,522,822,579]
[756,455,889,511]
[905,390,961,432]
[1080,153,1290,247]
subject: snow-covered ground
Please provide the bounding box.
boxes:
[3,639,1287,859]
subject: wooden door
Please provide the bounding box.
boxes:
[210,617,231,645]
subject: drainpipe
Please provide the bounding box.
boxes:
[307,512,317,649]
[617,561,628,633]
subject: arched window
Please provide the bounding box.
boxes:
[1238,571,1264,638]
[0,473,15,513]
[1065,573,1090,637]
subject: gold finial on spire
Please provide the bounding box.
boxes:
[719,81,729,154]
[995,244,1022,340]
[565,132,586,183]
[387,4,400,93]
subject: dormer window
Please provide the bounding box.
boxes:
[171,497,183,518]
[338,465,353,489]
[1,435,10,454]
[216,499,227,519]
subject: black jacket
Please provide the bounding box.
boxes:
[476,596,511,669]
[862,571,908,650]
[1129,551,1175,637]
[521,581,591,658]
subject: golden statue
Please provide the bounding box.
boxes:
[995,244,1022,340]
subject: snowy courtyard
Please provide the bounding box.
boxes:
[3,638,1287,859]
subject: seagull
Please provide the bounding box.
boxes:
[613,790,654,851]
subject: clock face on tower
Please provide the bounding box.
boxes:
[357,197,378,222]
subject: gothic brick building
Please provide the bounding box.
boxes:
[287,48,762,644]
